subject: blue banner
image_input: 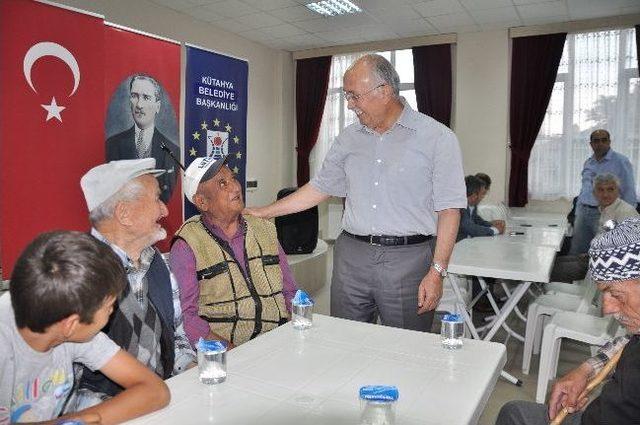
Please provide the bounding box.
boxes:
[184,45,248,219]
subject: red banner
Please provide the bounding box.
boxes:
[0,0,105,276]
[104,25,182,253]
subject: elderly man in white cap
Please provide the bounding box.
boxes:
[170,156,297,349]
[496,217,640,425]
[74,158,195,408]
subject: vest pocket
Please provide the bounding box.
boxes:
[261,255,280,266]
[197,262,229,280]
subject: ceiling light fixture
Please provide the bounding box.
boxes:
[306,0,362,17]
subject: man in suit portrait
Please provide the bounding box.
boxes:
[106,74,179,203]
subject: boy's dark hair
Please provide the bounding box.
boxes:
[475,173,491,190]
[465,175,484,197]
[10,231,126,332]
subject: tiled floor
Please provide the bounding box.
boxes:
[312,242,594,425]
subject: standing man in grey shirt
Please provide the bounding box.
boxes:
[245,54,466,332]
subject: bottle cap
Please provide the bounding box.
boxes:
[197,338,227,353]
[442,313,462,322]
[292,289,314,307]
[359,385,399,402]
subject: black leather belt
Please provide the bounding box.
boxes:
[343,231,432,246]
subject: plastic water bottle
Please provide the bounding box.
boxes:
[292,290,314,330]
[441,309,464,350]
[359,385,399,425]
[197,338,227,384]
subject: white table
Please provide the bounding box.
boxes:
[448,238,556,385]
[498,227,565,252]
[449,238,556,284]
[126,315,506,425]
[507,209,568,232]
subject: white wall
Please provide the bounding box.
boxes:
[56,0,296,207]
[453,30,510,204]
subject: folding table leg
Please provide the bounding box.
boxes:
[500,280,528,322]
[483,282,532,342]
[449,275,525,386]
[501,370,523,386]
[448,275,480,340]
[478,278,525,342]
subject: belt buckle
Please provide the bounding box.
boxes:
[369,235,382,246]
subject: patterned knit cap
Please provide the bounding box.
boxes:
[589,217,640,282]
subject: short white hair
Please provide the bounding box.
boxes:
[594,173,621,189]
[89,178,145,225]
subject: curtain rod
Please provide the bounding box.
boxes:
[292,33,457,60]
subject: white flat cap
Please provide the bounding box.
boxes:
[80,158,166,212]
[183,156,228,205]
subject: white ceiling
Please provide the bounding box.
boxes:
[148,0,640,51]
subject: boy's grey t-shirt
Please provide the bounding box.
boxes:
[0,293,119,424]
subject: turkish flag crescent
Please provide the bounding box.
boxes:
[0,0,105,277]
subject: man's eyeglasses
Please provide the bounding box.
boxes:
[343,83,386,102]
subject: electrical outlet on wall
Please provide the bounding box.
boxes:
[246,179,258,192]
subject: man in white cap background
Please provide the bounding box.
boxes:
[170,156,298,349]
[496,217,640,425]
[75,158,195,408]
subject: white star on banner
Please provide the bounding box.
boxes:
[41,97,65,122]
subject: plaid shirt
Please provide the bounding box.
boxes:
[585,334,630,378]
[91,229,196,374]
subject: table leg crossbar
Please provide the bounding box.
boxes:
[448,274,531,386]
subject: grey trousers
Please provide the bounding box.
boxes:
[330,232,435,332]
[495,401,582,425]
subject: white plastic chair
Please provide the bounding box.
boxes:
[535,312,619,403]
[545,280,588,297]
[522,278,599,374]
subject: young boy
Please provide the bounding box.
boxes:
[0,231,170,424]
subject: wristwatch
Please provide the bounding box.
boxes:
[431,262,448,278]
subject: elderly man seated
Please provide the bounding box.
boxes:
[170,156,297,349]
[457,175,505,242]
[550,172,639,283]
[595,172,638,226]
[496,217,640,424]
[75,158,195,408]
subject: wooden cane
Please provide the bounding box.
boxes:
[550,348,624,425]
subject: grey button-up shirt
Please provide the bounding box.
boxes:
[311,102,466,236]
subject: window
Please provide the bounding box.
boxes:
[528,28,639,201]
[309,49,417,178]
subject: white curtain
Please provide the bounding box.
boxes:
[528,28,639,201]
[309,52,369,179]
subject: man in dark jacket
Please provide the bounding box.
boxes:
[457,175,505,241]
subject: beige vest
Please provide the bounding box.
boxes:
[174,215,288,345]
